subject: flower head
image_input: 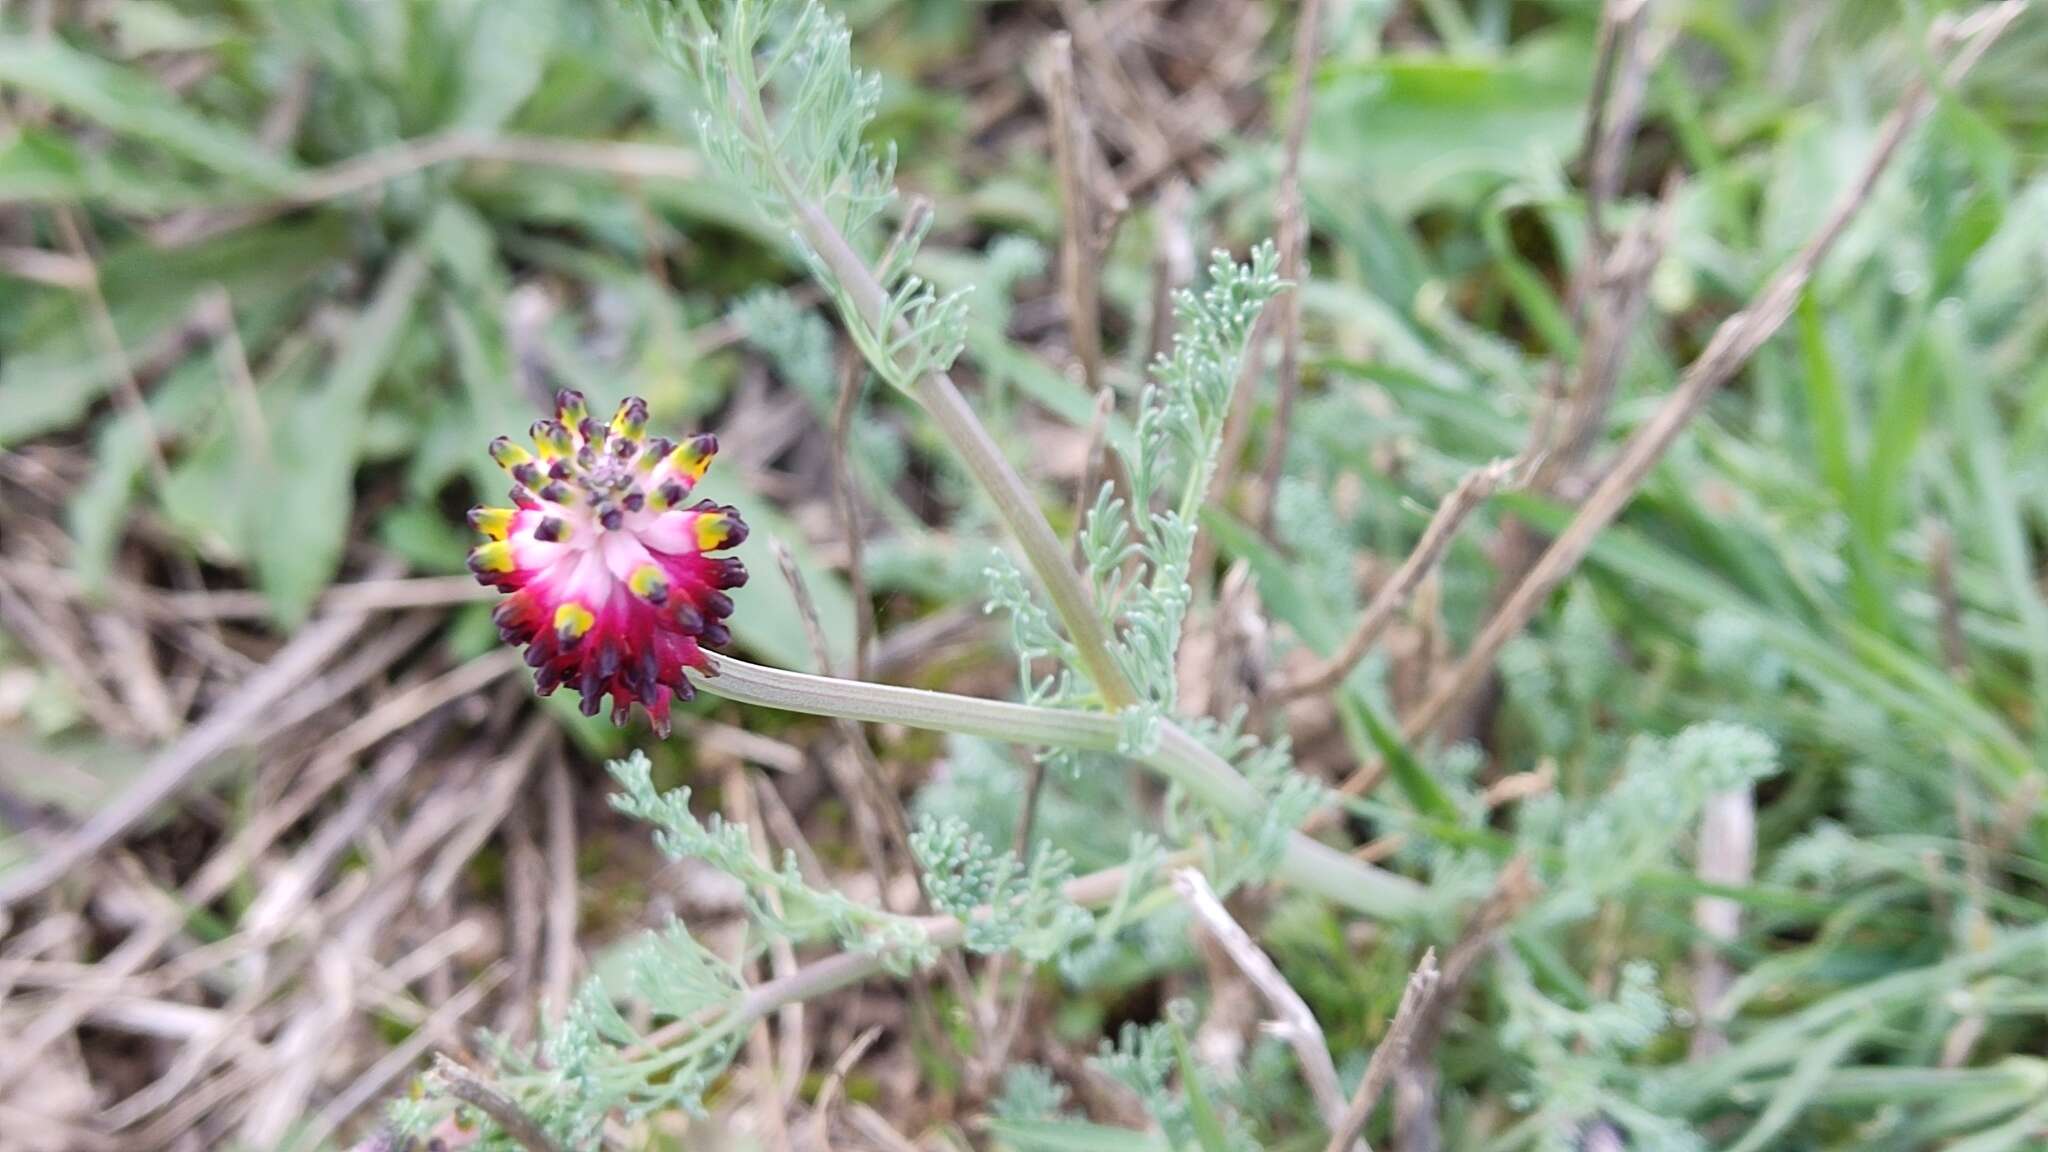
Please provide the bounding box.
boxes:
[469,391,748,735]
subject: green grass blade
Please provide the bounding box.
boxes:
[1937,306,2048,759]
[1722,1015,1872,1152]
[0,36,299,191]
[1167,1017,1236,1152]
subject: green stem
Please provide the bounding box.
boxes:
[629,848,1183,1061]
[779,183,1136,710]
[704,652,1122,748]
[703,6,1421,920]
[700,655,1427,922]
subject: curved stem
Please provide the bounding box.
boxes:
[721,21,1126,702]
[781,190,1136,710]
[701,653,1123,750]
[699,655,1426,922]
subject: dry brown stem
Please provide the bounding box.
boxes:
[1251,0,1328,536]
[430,1052,564,1152]
[1279,458,1517,706]
[1039,33,1126,396]
[1322,950,1441,1152]
[1175,868,1346,1130]
[1395,859,1540,1152]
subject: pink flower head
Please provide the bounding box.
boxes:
[469,391,748,736]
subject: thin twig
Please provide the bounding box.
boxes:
[51,208,173,495]
[500,795,545,1041]
[805,1026,884,1151]
[847,1104,926,1152]
[204,285,274,475]
[1252,0,1328,537]
[831,354,875,682]
[1985,777,2043,862]
[0,613,449,1085]
[1541,177,1680,498]
[774,546,898,905]
[726,764,801,1152]
[1574,0,1653,273]
[1452,185,1676,750]
[243,712,461,940]
[430,1052,564,1152]
[1050,0,1180,177]
[1279,458,1516,703]
[50,206,233,708]
[745,1018,799,1152]
[1465,0,1670,743]
[730,766,808,1117]
[0,567,135,738]
[1322,950,1440,1152]
[1394,860,1540,1152]
[299,967,505,1148]
[1194,0,1327,587]
[1175,868,1346,1130]
[1039,32,1124,396]
[1069,385,1121,571]
[0,244,91,287]
[974,739,1055,1085]
[1318,8,2020,813]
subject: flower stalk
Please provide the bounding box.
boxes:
[701,28,1419,917]
[752,87,1135,708]
[701,654,1426,921]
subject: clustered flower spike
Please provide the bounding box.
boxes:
[469,391,748,736]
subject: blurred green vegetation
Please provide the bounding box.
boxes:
[5,0,2048,1149]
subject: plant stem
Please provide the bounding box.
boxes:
[700,655,1427,921]
[631,849,1190,1060]
[703,653,1121,748]
[431,1055,565,1152]
[781,194,1137,709]
[709,11,1418,918]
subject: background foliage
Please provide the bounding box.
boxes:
[3,0,2048,1150]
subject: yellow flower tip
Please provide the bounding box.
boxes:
[609,396,649,443]
[553,602,596,645]
[531,419,574,461]
[669,433,718,482]
[554,389,589,435]
[466,540,514,576]
[488,436,533,472]
[627,563,670,605]
[468,506,514,541]
[695,509,748,552]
